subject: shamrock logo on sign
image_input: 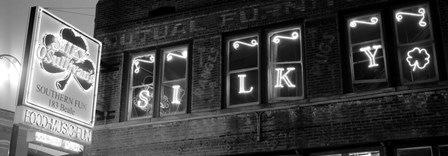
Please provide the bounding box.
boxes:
[36,28,96,91]
[406,47,430,71]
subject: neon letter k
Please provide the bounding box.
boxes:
[275,67,296,88]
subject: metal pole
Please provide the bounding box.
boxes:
[9,124,28,156]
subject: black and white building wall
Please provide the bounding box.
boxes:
[86,0,448,155]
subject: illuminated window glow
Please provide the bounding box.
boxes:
[274,67,296,88]
[406,47,430,71]
[167,51,187,61]
[396,8,427,27]
[350,17,379,28]
[238,74,253,94]
[233,40,258,50]
[272,32,299,43]
[359,45,382,68]
[171,85,181,104]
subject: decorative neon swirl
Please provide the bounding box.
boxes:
[395,8,427,27]
[272,32,299,43]
[167,51,187,61]
[233,39,258,50]
[274,67,296,88]
[350,17,379,28]
[359,45,382,68]
[133,55,155,73]
[406,47,430,71]
[238,74,253,94]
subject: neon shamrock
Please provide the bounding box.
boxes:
[406,47,430,71]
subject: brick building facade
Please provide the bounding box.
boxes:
[88,0,448,155]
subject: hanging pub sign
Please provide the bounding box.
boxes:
[16,6,101,144]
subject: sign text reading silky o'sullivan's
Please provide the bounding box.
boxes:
[23,109,92,143]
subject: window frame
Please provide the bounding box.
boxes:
[126,43,191,120]
[128,50,157,120]
[392,4,439,85]
[438,145,448,156]
[160,45,189,116]
[267,26,305,101]
[226,33,261,107]
[310,147,383,156]
[342,2,443,93]
[347,13,389,85]
[397,146,433,156]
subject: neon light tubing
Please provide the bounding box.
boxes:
[359,45,382,68]
[406,47,430,71]
[274,67,296,88]
[133,55,155,73]
[237,74,253,94]
[350,17,379,28]
[395,8,427,27]
[171,85,181,104]
[233,39,258,50]
[272,32,299,43]
[167,51,187,61]
[137,90,150,109]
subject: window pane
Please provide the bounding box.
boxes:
[229,70,259,106]
[395,5,431,44]
[132,53,155,86]
[161,45,188,116]
[160,81,187,115]
[349,15,382,44]
[397,147,432,156]
[399,44,437,83]
[348,13,387,92]
[163,47,187,81]
[269,28,303,100]
[395,4,438,84]
[439,145,448,156]
[271,63,303,98]
[270,29,301,62]
[229,36,259,71]
[130,86,154,118]
[130,53,155,119]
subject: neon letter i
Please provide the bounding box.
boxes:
[172,85,181,104]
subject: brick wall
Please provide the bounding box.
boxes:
[88,0,448,155]
[86,89,448,155]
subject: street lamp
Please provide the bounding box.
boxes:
[0,54,21,85]
[0,54,21,156]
